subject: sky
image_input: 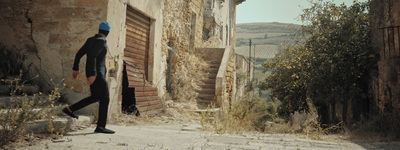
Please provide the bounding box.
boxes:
[236,0,369,25]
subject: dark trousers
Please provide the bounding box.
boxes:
[69,77,109,128]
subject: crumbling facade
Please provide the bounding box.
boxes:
[370,0,400,116]
[162,0,242,108]
[0,0,244,121]
[235,54,254,99]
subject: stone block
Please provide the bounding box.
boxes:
[48,33,84,44]
[26,118,68,134]
[29,9,51,20]
[75,0,108,6]
[34,21,59,32]
[67,20,95,34]
[68,115,95,129]
[86,8,107,20]
[64,81,84,92]
[55,8,86,19]
[37,0,61,5]
[59,20,70,31]
[59,47,72,57]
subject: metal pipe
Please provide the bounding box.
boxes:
[388,28,391,58]
[392,27,395,56]
[398,27,400,56]
[382,28,385,59]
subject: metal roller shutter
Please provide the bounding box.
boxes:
[124,6,161,114]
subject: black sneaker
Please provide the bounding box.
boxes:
[94,127,115,134]
[62,107,79,119]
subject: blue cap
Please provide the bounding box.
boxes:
[99,21,110,31]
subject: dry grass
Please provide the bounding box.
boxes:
[0,71,63,147]
[162,0,210,103]
[170,52,209,102]
[201,93,281,134]
[117,99,201,126]
[200,93,328,140]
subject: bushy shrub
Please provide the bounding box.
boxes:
[260,1,377,121]
[201,93,280,133]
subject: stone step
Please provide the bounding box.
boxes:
[196,100,217,109]
[0,85,11,95]
[193,108,220,114]
[208,67,219,71]
[135,96,160,102]
[196,89,215,95]
[26,115,94,134]
[198,94,215,100]
[196,99,216,104]
[208,63,220,68]
[199,84,215,89]
[206,74,217,79]
[0,108,42,115]
[205,69,218,74]
[0,106,95,134]
[134,91,158,97]
[202,79,216,84]
[0,84,40,95]
[207,61,221,65]
[0,96,50,108]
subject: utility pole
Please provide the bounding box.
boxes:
[253,44,256,81]
[248,39,252,84]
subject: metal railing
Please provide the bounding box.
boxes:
[380,26,400,60]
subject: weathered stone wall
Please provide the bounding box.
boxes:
[162,0,238,106]
[106,0,165,118]
[235,54,253,99]
[224,47,235,107]
[201,0,237,49]
[370,0,400,115]
[235,55,245,99]
[161,0,237,55]
[0,0,166,122]
[0,0,108,117]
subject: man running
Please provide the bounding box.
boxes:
[62,21,114,134]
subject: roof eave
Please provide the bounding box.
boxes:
[236,0,246,5]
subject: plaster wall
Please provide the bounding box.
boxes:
[0,0,109,118]
[0,0,165,123]
[106,0,165,117]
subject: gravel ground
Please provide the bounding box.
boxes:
[17,123,400,150]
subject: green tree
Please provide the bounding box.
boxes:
[260,0,377,122]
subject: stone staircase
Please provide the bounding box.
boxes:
[195,47,234,110]
[197,61,221,108]
[0,82,94,133]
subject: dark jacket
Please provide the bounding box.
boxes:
[73,34,107,79]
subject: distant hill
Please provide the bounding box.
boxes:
[235,22,302,97]
[235,22,301,53]
[235,45,278,59]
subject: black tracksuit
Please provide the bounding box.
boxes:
[69,34,109,128]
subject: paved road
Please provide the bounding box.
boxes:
[19,123,400,150]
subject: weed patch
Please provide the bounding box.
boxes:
[0,71,63,147]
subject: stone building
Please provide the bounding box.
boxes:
[235,54,254,99]
[0,0,245,122]
[370,0,400,116]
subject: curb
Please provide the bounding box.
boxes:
[26,115,94,134]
